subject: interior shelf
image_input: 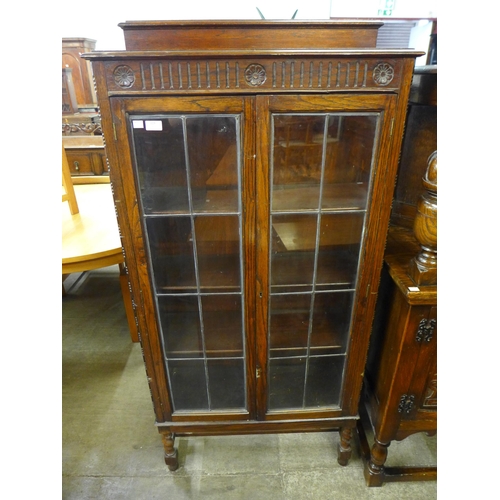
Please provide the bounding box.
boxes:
[272,182,368,213]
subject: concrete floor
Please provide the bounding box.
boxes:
[62,267,437,499]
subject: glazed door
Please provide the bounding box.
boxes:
[254,94,397,419]
[112,96,257,419]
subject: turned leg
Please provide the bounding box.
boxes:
[365,438,390,486]
[161,431,179,471]
[337,427,353,466]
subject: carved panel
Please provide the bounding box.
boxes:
[104,58,402,93]
[62,122,102,136]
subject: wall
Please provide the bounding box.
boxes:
[61,0,437,52]
[61,1,332,51]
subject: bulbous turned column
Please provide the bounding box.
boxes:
[408,151,437,286]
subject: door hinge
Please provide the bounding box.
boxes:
[398,394,415,414]
[416,318,436,343]
[256,367,262,379]
[113,122,117,141]
[389,118,395,137]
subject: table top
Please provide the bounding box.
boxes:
[62,183,122,271]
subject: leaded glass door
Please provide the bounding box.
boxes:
[255,94,396,417]
[124,96,256,416]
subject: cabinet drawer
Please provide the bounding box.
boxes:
[66,150,93,175]
[65,149,107,176]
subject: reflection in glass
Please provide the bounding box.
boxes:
[203,295,243,357]
[159,295,202,358]
[132,115,240,214]
[130,113,246,413]
[195,215,241,291]
[132,117,189,213]
[186,116,239,213]
[270,294,310,358]
[272,114,377,213]
[208,359,246,409]
[271,214,317,291]
[146,216,196,292]
[268,358,306,410]
[309,292,354,355]
[316,212,364,289]
[304,356,344,407]
[169,360,208,411]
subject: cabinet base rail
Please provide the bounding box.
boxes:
[156,417,358,471]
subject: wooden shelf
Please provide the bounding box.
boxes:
[272,182,368,212]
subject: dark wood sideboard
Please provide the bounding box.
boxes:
[358,152,437,486]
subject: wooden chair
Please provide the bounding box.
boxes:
[62,145,79,214]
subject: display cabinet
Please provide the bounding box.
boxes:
[83,20,422,470]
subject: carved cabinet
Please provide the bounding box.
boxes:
[62,38,98,109]
[62,136,108,178]
[83,20,422,470]
[359,153,437,486]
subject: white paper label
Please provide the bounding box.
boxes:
[145,120,163,131]
[132,120,144,129]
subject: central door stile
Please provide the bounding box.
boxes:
[242,96,258,420]
[255,95,271,420]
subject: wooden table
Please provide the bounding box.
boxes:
[62,183,138,342]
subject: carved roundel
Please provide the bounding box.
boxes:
[113,65,135,88]
[373,63,394,86]
[244,64,267,86]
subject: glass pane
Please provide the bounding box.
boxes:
[132,117,189,214]
[326,115,377,185]
[146,216,196,292]
[203,295,243,357]
[310,292,354,355]
[195,215,241,291]
[271,214,317,292]
[168,360,208,411]
[268,358,306,410]
[316,213,364,289]
[208,359,246,409]
[304,356,344,408]
[269,294,310,358]
[158,295,202,358]
[186,116,239,213]
[272,114,378,213]
[272,115,326,212]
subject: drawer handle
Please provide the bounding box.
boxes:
[73,161,79,171]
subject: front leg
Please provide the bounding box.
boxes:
[337,426,353,466]
[364,438,389,486]
[161,431,179,471]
